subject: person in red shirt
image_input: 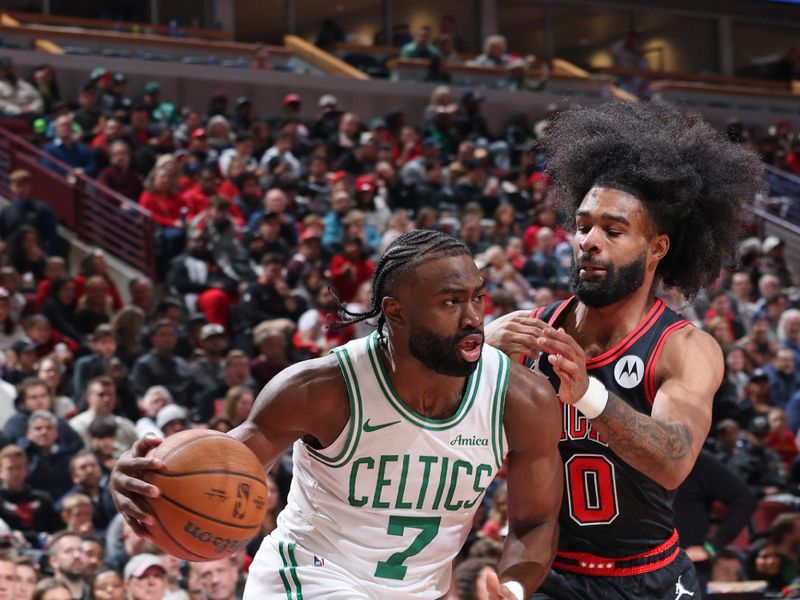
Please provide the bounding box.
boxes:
[329,236,375,303]
[767,407,799,468]
[181,166,245,226]
[139,165,185,227]
[139,163,187,269]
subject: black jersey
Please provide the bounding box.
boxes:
[527,297,691,560]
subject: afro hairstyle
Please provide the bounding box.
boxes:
[542,100,765,299]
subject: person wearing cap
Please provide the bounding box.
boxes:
[335,130,378,177]
[0,169,59,256]
[154,404,188,438]
[353,174,391,232]
[0,57,44,119]
[142,81,178,127]
[286,228,325,289]
[188,323,228,391]
[239,253,303,341]
[124,553,167,600]
[762,235,793,289]
[310,94,341,141]
[232,96,254,134]
[727,415,788,498]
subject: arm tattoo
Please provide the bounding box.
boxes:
[592,394,693,480]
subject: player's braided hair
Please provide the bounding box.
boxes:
[332,229,470,341]
[543,100,765,299]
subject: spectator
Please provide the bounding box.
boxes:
[98,140,143,201]
[73,276,113,339]
[240,254,304,335]
[15,556,39,600]
[400,26,439,60]
[167,229,238,322]
[295,283,353,357]
[134,386,172,438]
[58,450,116,533]
[36,357,76,419]
[21,410,77,501]
[315,18,345,51]
[69,376,137,454]
[6,226,47,285]
[41,277,81,342]
[259,133,302,184]
[41,115,96,177]
[0,444,61,545]
[330,236,375,303]
[470,35,510,68]
[728,415,787,498]
[138,160,186,265]
[0,169,59,256]
[0,287,25,352]
[90,569,124,600]
[249,322,292,389]
[454,558,498,600]
[194,350,252,423]
[191,557,239,600]
[220,385,254,428]
[72,325,118,399]
[709,547,744,583]
[188,323,227,391]
[128,320,192,407]
[154,404,189,438]
[47,532,89,600]
[738,314,780,368]
[0,57,43,118]
[609,31,650,97]
[58,493,94,536]
[219,132,257,177]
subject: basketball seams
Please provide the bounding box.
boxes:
[155,430,229,463]
[153,470,268,483]
[144,498,210,561]
[155,492,264,529]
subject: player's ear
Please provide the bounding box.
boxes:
[381,296,405,327]
[650,233,669,262]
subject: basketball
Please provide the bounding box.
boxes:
[142,429,268,561]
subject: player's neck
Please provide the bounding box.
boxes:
[379,341,468,420]
[573,285,657,355]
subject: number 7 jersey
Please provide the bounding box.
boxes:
[270,332,510,598]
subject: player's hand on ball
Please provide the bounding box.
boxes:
[538,326,589,405]
[110,434,165,536]
[485,571,523,600]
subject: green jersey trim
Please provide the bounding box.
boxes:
[305,346,363,468]
[490,349,511,469]
[278,541,303,599]
[366,331,482,430]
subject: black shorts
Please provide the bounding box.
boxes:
[531,551,699,600]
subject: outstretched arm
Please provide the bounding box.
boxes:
[539,325,721,490]
[487,364,562,599]
[110,354,350,536]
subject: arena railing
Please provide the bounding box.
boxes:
[0,127,156,278]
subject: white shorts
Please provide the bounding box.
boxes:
[244,536,421,600]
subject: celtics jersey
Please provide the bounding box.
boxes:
[273,332,510,598]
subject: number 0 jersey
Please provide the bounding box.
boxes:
[528,297,692,559]
[271,332,510,598]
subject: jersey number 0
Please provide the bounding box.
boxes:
[565,454,620,525]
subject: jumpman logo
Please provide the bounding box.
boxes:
[674,576,694,600]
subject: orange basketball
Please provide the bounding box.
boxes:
[142,429,268,561]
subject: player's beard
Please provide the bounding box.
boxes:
[408,324,483,377]
[569,250,647,308]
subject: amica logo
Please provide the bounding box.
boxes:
[450,434,489,446]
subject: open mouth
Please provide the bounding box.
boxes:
[458,335,483,362]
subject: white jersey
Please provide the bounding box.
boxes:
[271,332,510,598]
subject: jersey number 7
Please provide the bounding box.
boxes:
[375,516,442,580]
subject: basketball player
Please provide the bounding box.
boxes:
[111,229,563,600]
[485,100,765,599]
